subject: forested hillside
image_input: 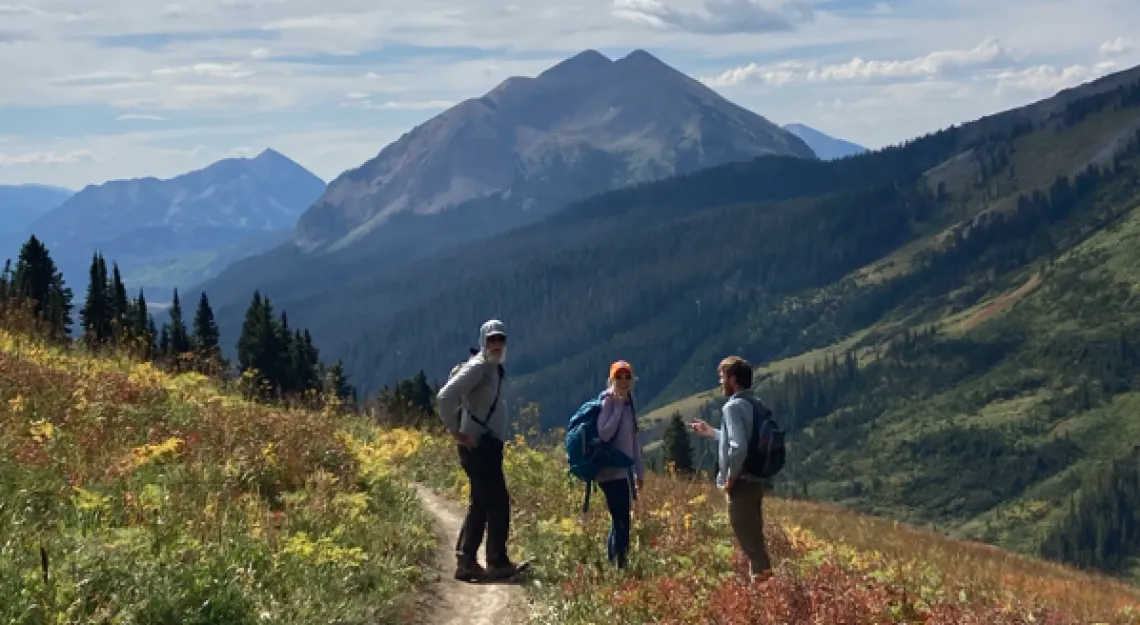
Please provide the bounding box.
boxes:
[333,68,1140,578]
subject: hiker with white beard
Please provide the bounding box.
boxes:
[436,319,528,582]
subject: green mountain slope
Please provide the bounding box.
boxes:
[334,67,1140,576]
[641,88,1140,576]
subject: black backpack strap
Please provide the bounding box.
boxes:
[469,363,505,432]
[582,480,593,514]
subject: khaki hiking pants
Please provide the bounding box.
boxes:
[727,480,771,576]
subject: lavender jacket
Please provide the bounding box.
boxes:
[595,390,645,483]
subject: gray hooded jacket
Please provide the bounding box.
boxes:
[437,320,509,443]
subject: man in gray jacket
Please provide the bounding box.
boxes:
[690,355,773,582]
[436,319,524,582]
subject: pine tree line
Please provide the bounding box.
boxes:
[1039,450,1140,573]
[0,235,355,409]
[235,289,354,404]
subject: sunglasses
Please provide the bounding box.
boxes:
[614,372,632,380]
[486,334,507,344]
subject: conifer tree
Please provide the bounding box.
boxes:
[324,360,355,405]
[662,411,695,474]
[11,235,73,340]
[192,292,220,359]
[287,328,320,396]
[0,259,13,313]
[131,289,148,338]
[237,290,283,395]
[159,324,171,356]
[109,262,129,337]
[167,289,191,356]
[80,253,111,345]
[146,315,159,358]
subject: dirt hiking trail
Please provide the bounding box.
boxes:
[409,484,530,625]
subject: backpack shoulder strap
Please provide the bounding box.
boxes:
[469,363,505,431]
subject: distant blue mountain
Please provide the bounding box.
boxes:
[783,124,868,160]
[0,184,72,233]
[0,184,73,260]
[20,148,325,297]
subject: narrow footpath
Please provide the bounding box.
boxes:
[407,484,530,625]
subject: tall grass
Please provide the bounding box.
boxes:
[397,427,1140,624]
[0,328,435,624]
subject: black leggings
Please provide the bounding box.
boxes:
[599,477,632,567]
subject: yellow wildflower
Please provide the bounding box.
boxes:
[558,517,582,537]
[261,443,278,468]
[8,394,25,413]
[29,419,53,442]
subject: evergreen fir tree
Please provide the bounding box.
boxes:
[410,370,433,414]
[167,289,191,356]
[287,328,320,396]
[145,315,159,358]
[236,290,283,395]
[324,360,355,405]
[109,262,129,336]
[662,411,695,474]
[11,235,73,340]
[278,311,294,393]
[192,292,220,357]
[0,259,12,312]
[79,253,111,345]
[159,323,171,356]
[131,290,148,340]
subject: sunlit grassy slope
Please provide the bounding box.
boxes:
[395,427,1140,624]
[637,101,1140,559]
[0,328,435,625]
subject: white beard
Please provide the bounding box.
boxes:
[485,347,507,364]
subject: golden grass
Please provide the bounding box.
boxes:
[0,328,435,625]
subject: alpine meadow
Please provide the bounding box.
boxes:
[6,19,1140,625]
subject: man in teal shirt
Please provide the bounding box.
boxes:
[691,355,773,582]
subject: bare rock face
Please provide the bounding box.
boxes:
[293,49,816,254]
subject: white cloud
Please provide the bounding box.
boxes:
[1100,36,1134,56]
[153,63,255,79]
[115,113,165,121]
[704,38,1014,86]
[1,0,1139,188]
[378,100,453,110]
[340,98,454,111]
[612,0,813,34]
[994,61,1120,95]
[0,150,95,166]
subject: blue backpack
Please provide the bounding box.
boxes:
[565,390,638,513]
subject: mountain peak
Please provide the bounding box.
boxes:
[537,49,612,82]
[618,49,665,66]
[254,148,289,163]
[291,47,815,252]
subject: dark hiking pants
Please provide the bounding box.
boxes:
[727,480,772,576]
[599,477,632,568]
[455,436,511,568]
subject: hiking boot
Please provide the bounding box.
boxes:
[485,561,525,581]
[454,558,485,582]
[750,568,774,584]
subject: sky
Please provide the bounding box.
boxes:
[1,0,1139,189]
